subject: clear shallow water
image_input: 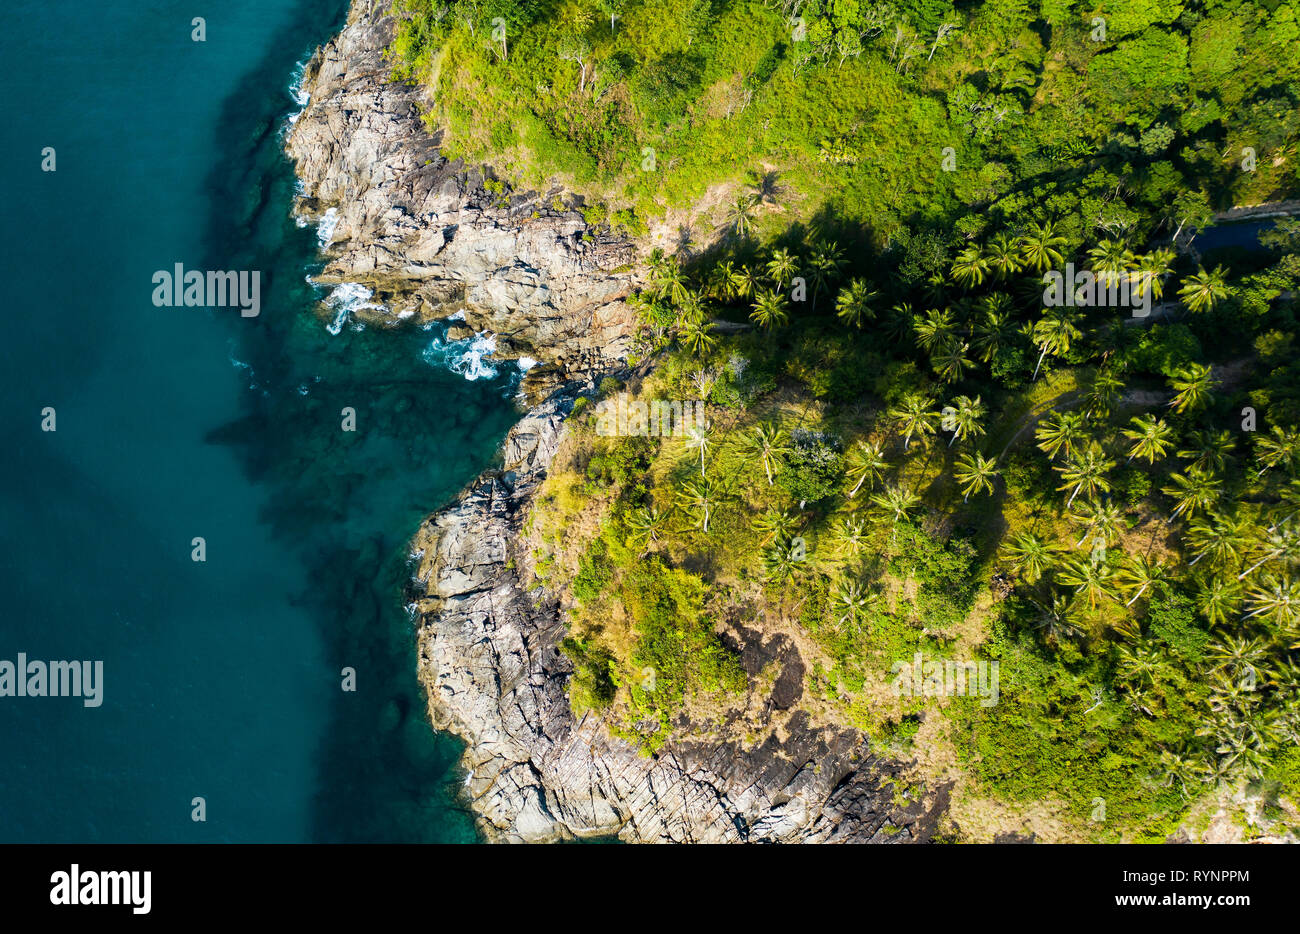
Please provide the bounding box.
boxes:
[0,0,520,841]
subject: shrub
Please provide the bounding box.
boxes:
[561,637,617,714]
[777,430,843,504]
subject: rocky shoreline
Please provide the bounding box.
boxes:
[405,391,949,842]
[285,1,638,398]
[288,0,946,842]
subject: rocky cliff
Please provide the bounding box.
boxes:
[293,0,946,843]
[407,392,948,842]
[285,1,638,389]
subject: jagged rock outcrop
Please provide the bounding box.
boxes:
[408,391,947,843]
[286,1,638,382]
[295,0,945,843]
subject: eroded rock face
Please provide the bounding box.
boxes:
[408,392,947,843]
[297,1,945,843]
[285,1,638,380]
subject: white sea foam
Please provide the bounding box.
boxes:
[286,60,311,126]
[517,356,539,372]
[422,331,500,381]
[293,176,309,226]
[289,62,310,107]
[321,282,387,335]
[316,207,340,248]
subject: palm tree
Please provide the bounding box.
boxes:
[845,438,887,497]
[1255,426,1300,477]
[954,451,999,503]
[1058,556,1117,609]
[626,505,667,553]
[726,193,758,240]
[752,507,796,544]
[914,307,956,354]
[947,394,986,447]
[1205,634,1271,677]
[1185,512,1250,570]
[1196,576,1242,626]
[1122,413,1175,464]
[1177,265,1231,314]
[1134,248,1175,302]
[808,239,845,310]
[1237,523,1300,581]
[953,297,979,332]
[1031,593,1083,645]
[1118,554,1169,607]
[1035,410,1087,461]
[888,393,938,451]
[1206,674,1257,715]
[870,483,920,537]
[835,517,869,559]
[1179,430,1236,474]
[762,536,806,582]
[835,277,877,328]
[1168,363,1216,414]
[832,577,877,632]
[979,291,1013,316]
[685,422,712,476]
[933,341,975,384]
[883,302,915,344]
[1269,479,1300,533]
[739,421,790,486]
[729,263,762,300]
[1159,747,1208,799]
[985,232,1023,279]
[950,243,989,288]
[765,248,798,289]
[1243,574,1300,627]
[1030,309,1083,380]
[678,317,717,356]
[1272,658,1300,696]
[1085,369,1125,421]
[972,305,1014,363]
[1116,643,1163,686]
[652,255,691,306]
[1068,498,1124,548]
[1005,532,1057,584]
[1162,466,1221,522]
[678,474,722,532]
[749,289,789,331]
[921,272,947,308]
[708,259,737,302]
[1195,716,1258,781]
[1055,442,1115,508]
[1018,220,1068,272]
[647,247,673,278]
[1086,238,1134,287]
[676,289,706,324]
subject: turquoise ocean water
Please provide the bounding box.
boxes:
[0,0,520,841]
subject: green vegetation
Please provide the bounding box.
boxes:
[397,0,1300,840]
[392,0,1300,242]
[537,195,1300,835]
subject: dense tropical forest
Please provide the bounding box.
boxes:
[390,1,1300,840]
